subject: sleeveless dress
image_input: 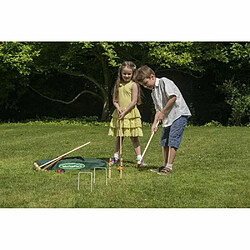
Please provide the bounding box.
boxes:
[108,81,143,137]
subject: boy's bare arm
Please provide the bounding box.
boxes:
[151,95,176,133]
[158,95,177,121]
[151,111,161,133]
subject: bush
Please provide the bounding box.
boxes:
[219,79,250,125]
[204,120,222,127]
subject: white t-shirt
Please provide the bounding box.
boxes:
[151,77,191,127]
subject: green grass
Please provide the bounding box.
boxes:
[0,121,249,208]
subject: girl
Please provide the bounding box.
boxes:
[108,61,146,165]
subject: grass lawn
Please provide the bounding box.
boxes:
[0,121,249,208]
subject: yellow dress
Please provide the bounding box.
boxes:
[108,81,143,137]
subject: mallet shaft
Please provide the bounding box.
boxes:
[42,156,64,171]
[119,120,123,179]
[119,120,122,157]
[38,142,90,169]
[138,121,159,166]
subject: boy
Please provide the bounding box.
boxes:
[134,65,191,174]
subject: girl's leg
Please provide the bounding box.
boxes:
[112,137,124,164]
[130,137,141,158]
[114,136,120,155]
[114,136,125,154]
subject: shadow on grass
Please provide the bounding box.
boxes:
[95,158,159,172]
[137,166,157,172]
[98,158,136,166]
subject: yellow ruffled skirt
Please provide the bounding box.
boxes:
[108,108,143,137]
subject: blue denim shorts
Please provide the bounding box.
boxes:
[160,116,188,149]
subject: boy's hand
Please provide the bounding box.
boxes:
[151,123,158,133]
[158,111,165,122]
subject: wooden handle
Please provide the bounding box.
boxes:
[40,141,90,169]
[140,121,159,163]
[42,156,64,171]
[119,120,122,157]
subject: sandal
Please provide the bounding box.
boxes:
[157,167,173,175]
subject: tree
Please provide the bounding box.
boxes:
[28,42,124,121]
[29,42,227,121]
[218,43,250,125]
[1,41,249,125]
[0,42,40,118]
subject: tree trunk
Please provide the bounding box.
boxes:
[101,96,110,121]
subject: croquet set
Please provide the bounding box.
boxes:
[33,142,109,192]
[32,121,159,191]
[33,156,107,172]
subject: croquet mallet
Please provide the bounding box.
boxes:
[136,121,159,168]
[41,155,64,171]
[117,119,124,178]
[33,142,90,171]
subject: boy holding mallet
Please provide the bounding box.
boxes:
[135,66,191,174]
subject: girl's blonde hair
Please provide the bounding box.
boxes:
[113,61,141,105]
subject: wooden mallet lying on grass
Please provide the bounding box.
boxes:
[136,121,159,168]
[34,142,91,171]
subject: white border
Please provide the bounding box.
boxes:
[1,0,249,41]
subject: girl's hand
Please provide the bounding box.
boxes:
[117,107,123,115]
[119,111,125,120]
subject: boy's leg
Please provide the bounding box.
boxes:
[162,146,177,164]
[159,116,187,174]
[150,127,170,172]
[162,146,169,166]
[160,126,170,165]
[167,147,177,164]
[168,116,187,151]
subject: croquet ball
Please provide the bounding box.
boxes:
[61,169,65,173]
[57,169,62,173]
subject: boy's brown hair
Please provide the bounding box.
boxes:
[134,65,155,84]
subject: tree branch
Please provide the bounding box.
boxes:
[28,84,103,104]
[59,69,106,97]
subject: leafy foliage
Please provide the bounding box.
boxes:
[0,42,40,76]
[219,79,250,125]
[0,42,250,125]
[0,42,40,112]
